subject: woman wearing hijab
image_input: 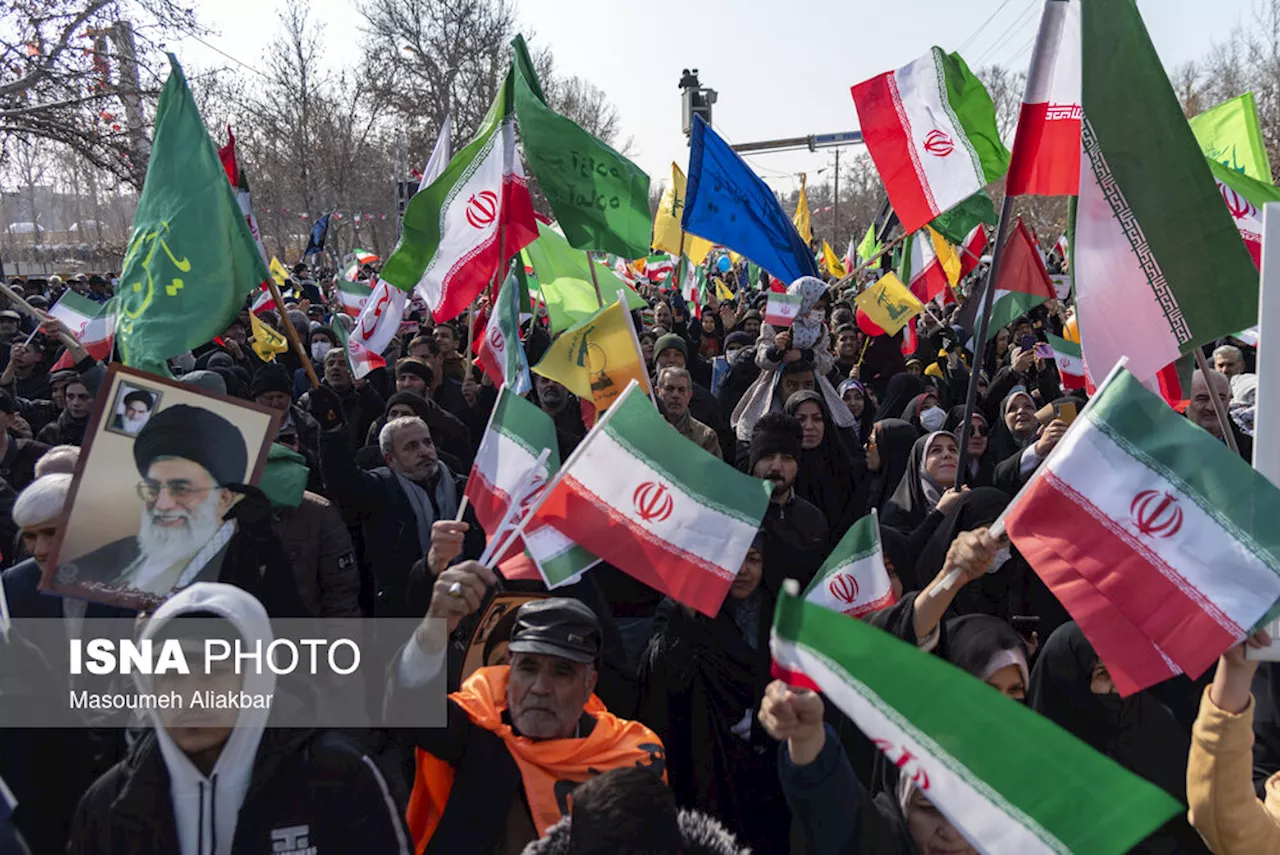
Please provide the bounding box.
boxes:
[783,390,866,540]
[913,487,1025,621]
[837,378,876,443]
[943,406,995,487]
[984,327,1013,375]
[691,309,725,360]
[899,390,946,437]
[637,536,790,853]
[874,372,925,423]
[989,389,1039,464]
[991,393,1075,495]
[945,615,1031,701]
[1029,623,1210,854]
[862,419,918,520]
[881,431,967,557]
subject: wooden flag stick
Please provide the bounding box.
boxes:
[0,281,78,351]
[267,278,321,390]
[833,231,912,292]
[1193,347,1240,455]
[585,251,605,307]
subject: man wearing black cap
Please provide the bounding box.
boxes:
[58,404,250,595]
[0,310,21,345]
[252,363,320,469]
[392,563,666,854]
[749,412,828,593]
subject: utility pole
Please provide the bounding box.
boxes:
[833,148,841,241]
[107,22,149,167]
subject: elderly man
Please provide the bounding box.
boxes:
[657,367,720,458]
[650,334,730,459]
[305,346,384,446]
[109,389,155,435]
[58,405,248,596]
[1213,343,1259,405]
[311,385,481,616]
[393,576,666,854]
[1188,368,1253,461]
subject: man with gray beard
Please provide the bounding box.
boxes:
[57,404,249,598]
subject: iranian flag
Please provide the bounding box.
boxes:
[764,292,804,327]
[1074,0,1259,383]
[641,254,677,283]
[379,70,538,322]
[341,260,361,283]
[48,292,115,370]
[332,313,385,379]
[348,278,407,378]
[958,224,988,277]
[1006,0,1082,196]
[352,248,380,266]
[802,513,895,619]
[466,387,599,586]
[852,47,1010,234]
[529,381,773,616]
[1054,233,1070,268]
[476,268,532,395]
[1044,332,1085,389]
[1004,367,1280,696]
[962,220,1054,343]
[770,583,1182,855]
[337,279,372,317]
[907,226,960,305]
[1209,158,1280,269]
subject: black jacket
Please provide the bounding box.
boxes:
[523,809,751,855]
[67,728,409,855]
[0,437,47,491]
[760,493,830,596]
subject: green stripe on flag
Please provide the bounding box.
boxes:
[803,514,880,599]
[772,588,1182,854]
[938,49,1010,185]
[1044,332,1080,359]
[492,389,558,463]
[1084,370,1280,569]
[602,392,772,526]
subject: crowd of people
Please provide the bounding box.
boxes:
[0,255,1272,855]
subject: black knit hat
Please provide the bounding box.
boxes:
[748,412,803,473]
[133,404,248,487]
[250,364,293,399]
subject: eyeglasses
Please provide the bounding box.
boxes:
[136,480,215,504]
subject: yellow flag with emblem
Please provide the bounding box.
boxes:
[533,298,649,413]
[793,174,812,244]
[822,241,847,278]
[927,226,962,287]
[715,278,735,302]
[249,310,289,362]
[855,273,923,336]
[270,257,290,289]
[653,163,714,267]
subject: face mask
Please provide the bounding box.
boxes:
[920,406,947,432]
[311,341,332,361]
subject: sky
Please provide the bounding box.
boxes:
[175,0,1259,198]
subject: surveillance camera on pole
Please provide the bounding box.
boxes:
[680,69,717,140]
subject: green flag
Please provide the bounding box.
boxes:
[116,56,270,374]
[1191,92,1273,183]
[511,35,652,259]
[856,224,881,263]
[929,190,998,245]
[523,222,646,334]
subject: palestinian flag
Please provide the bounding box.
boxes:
[1005,367,1280,696]
[1075,0,1259,383]
[764,292,804,327]
[48,292,116,370]
[352,248,380,266]
[958,224,988,277]
[1006,0,1082,196]
[802,513,895,619]
[332,312,386,379]
[337,279,372,317]
[1044,332,1085,390]
[1209,158,1280,269]
[466,387,599,585]
[770,583,1182,855]
[380,70,538,322]
[961,220,1054,343]
[530,381,772,616]
[476,268,532,395]
[907,227,960,305]
[852,47,1010,234]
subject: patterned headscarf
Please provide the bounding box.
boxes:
[787,276,829,349]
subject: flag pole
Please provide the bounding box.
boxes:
[585,251,605,307]
[954,195,1016,485]
[618,288,659,408]
[833,231,911,292]
[0,282,78,351]
[268,277,320,389]
[1191,348,1240,455]
[1250,202,1280,657]
[477,447,552,565]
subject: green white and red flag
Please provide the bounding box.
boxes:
[851,47,1010,234]
[347,278,407,378]
[1209,158,1280,269]
[465,387,599,586]
[1044,332,1084,389]
[907,228,958,306]
[764,292,804,327]
[337,279,371,317]
[476,268,532,395]
[352,248,380,266]
[379,70,538,322]
[529,381,773,616]
[770,583,1181,855]
[48,291,115,370]
[1003,367,1280,696]
[1074,0,1259,383]
[959,224,988,278]
[802,513,895,618]
[332,313,385,379]
[1005,0,1082,196]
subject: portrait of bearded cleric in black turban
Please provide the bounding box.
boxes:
[44,367,278,610]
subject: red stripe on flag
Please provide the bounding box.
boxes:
[770,658,823,693]
[536,474,735,617]
[1006,102,1082,196]
[462,467,512,536]
[498,551,545,583]
[1008,471,1238,683]
[909,263,947,304]
[851,73,937,233]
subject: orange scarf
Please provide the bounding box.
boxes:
[406,666,665,852]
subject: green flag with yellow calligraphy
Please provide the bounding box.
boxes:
[116,55,270,374]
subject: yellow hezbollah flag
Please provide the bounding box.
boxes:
[927,226,962,287]
[822,241,847,278]
[855,273,923,336]
[653,163,714,266]
[793,174,812,244]
[269,257,290,289]
[533,298,649,413]
[715,278,735,302]
[249,310,289,362]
